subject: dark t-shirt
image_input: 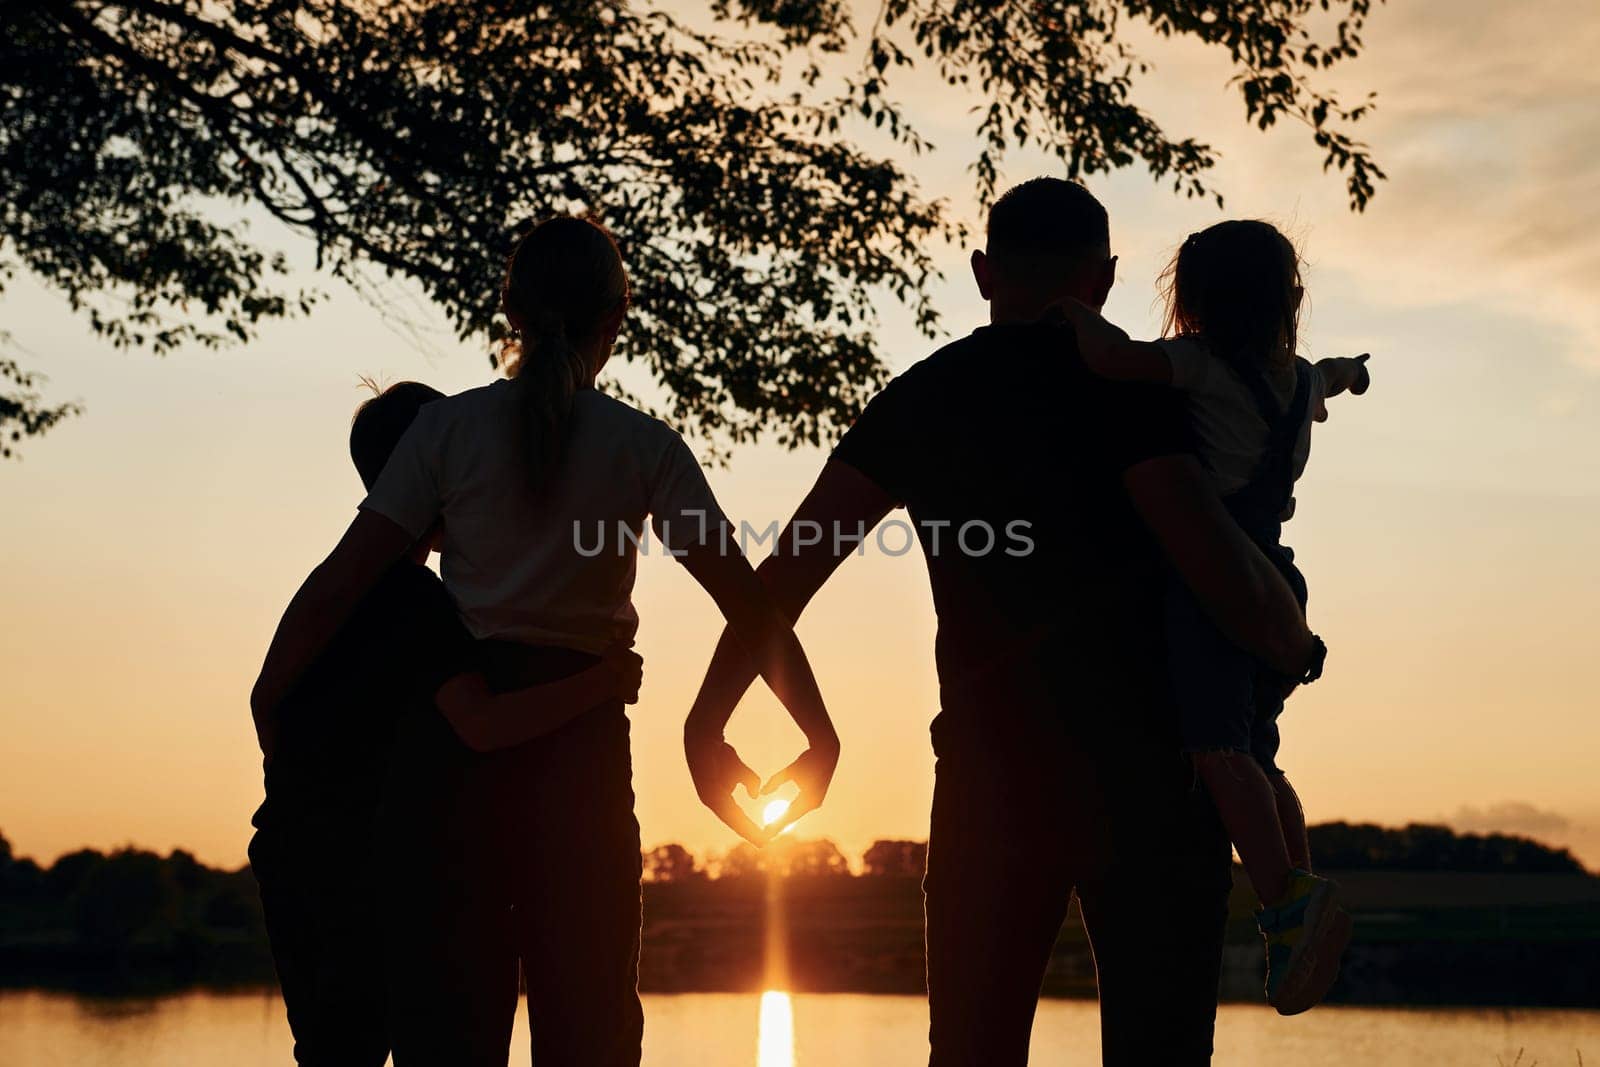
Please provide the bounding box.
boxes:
[831,322,1190,747]
[256,561,474,825]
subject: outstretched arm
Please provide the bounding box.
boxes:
[1124,454,1315,677]
[434,646,643,753]
[1314,354,1372,415]
[685,460,897,839]
[250,509,414,759]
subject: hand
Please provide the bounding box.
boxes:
[599,644,644,705]
[1348,353,1372,395]
[1059,297,1131,367]
[684,730,767,846]
[760,732,841,837]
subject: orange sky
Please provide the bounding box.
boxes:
[3,0,1599,871]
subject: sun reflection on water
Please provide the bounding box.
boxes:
[756,990,794,1067]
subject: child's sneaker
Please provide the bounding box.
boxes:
[1257,870,1352,1015]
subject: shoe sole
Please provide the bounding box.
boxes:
[1271,894,1354,1016]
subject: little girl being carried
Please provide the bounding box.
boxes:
[1065,219,1371,1016]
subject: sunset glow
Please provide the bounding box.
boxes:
[3,0,1600,880]
[8,2,1600,1065]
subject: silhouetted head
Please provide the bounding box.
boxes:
[971,178,1116,321]
[350,380,446,490]
[500,216,631,492]
[1162,220,1303,369]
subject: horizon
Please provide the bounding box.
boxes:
[5,0,1600,875]
[2,818,1592,880]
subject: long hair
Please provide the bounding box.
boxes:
[499,216,631,493]
[1159,220,1302,372]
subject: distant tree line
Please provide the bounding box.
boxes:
[3,820,1586,916]
[0,833,262,949]
[1,823,1593,997]
[0,831,270,989]
[646,836,907,882]
[645,823,1592,882]
[1308,822,1586,875]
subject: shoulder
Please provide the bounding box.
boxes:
[426,380,502,411]
[406,381,505,440]
[928,325,1046,372]
[1295,355,1324,393]
[578,390,709,490]
[872,330,996,405]
[581,388,692,453]
[1156,335,1207,360]
[581,388,669,433]
[1155,335,1214,391]
[913,331,989,373]
[579,386,644,420]
[1294,355,1328,421]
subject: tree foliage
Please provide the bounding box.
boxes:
[1,356,81,459]
[712,836,854,878]
[3,0,1386,456]
[0,832,273,988]
[861,837,927,878]
[1308,822,1586,875]
[643,842,702,883]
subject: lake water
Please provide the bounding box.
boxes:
[2,989,1596,1066]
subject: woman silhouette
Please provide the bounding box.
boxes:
[251,216,838,1066]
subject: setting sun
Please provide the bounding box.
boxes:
[762,798,790,827]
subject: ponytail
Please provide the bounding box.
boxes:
[500,217,630,494]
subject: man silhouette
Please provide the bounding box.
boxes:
[686,178,1320,1065]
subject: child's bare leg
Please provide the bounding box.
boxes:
[1270,772,1311,873]
[1194,750,1294,905]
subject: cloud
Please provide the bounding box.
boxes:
[1309,2,1600,370]
[1448,801,1573,839]
[1110,0,1600,373]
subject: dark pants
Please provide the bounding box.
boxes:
[249,804,390,1067]
[924,715,1233,1067]
[380,643,644,1067]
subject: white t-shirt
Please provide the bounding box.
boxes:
[1157,337,1326,497]
[361,381,727,652]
